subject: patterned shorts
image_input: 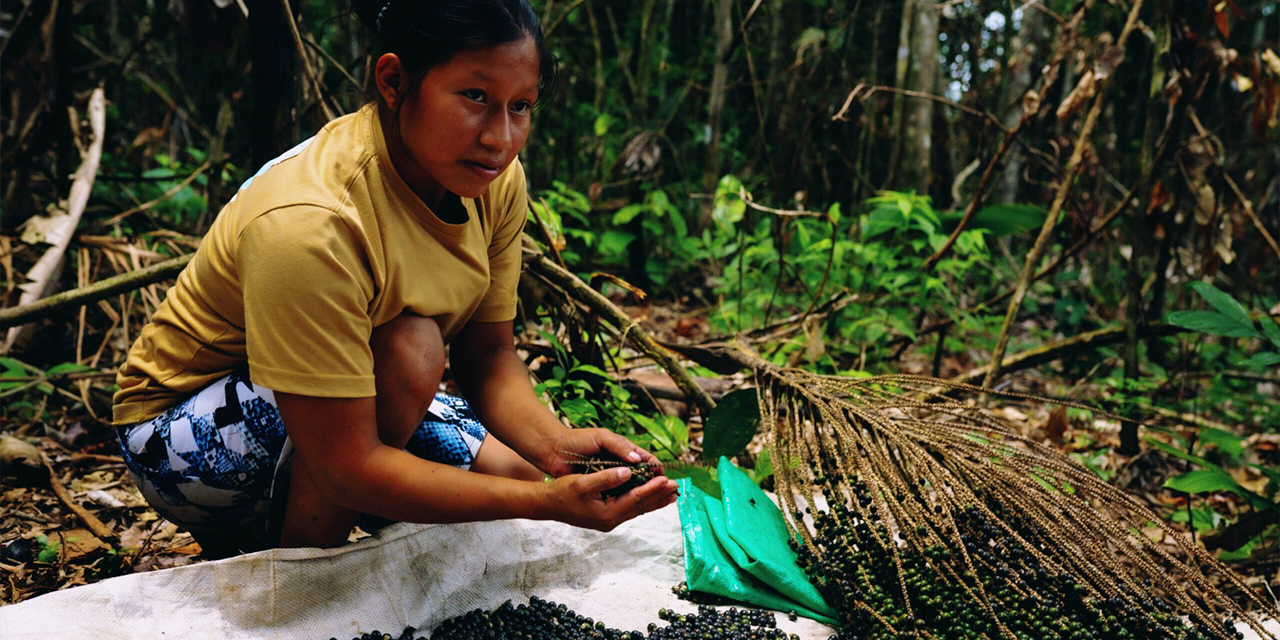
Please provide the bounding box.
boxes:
[115,370,488,544]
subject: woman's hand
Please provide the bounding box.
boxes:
[540,466,678,531]
[533,427,663,478]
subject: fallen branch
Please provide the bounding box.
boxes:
[0,254,191,330]
[41,451,119,545]
[953,323,1185,386]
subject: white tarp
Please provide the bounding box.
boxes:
[0,505,838,639]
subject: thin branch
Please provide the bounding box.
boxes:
[923,106,1033,269]
[42,451,119,545]
[524,240,717,415]
[94,160,211,228]
[281,0,340,123]
[984,0,1146,389]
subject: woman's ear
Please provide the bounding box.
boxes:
[374,53,404,110]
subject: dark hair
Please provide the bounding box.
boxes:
[352,0,560,108]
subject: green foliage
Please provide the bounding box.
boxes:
[701,388,761,463]
[1166,281,1280,370]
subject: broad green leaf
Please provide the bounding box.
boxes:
[1164,468,1242,494]
[1165,310,1260,339]
[669,465,720,500]
[940,203,1047,237]
[1144,436,1216,470]
[1169,507,1225,533]
[1198,427,1244,461]
[1189,281,1255,330]
[569,364,611,379]
[751,449,774,485]
[702,388,761,462]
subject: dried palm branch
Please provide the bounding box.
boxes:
[725,347,1277,640]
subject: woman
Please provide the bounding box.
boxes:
[112,0,678,558]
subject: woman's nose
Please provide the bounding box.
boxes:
[480,111,512,150]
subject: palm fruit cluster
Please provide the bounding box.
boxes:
[746,367,1277,640]
[792,474,1248,640]
[563,452,657,499]
[418,596,797,640]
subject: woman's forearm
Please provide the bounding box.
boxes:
[335,445,551,523]
[451,343,566,465]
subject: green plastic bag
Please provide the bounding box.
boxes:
[677,457,838,625]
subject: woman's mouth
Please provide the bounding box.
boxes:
[463,160,501,180]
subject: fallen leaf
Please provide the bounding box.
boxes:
[57,528,110,562]
[1043,407,1068,446]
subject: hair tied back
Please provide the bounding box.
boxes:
[375,0,392,32]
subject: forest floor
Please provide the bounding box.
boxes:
[1,304,1278,613]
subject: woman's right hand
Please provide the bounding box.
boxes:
[540,466,678,532]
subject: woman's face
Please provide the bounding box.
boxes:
[378,37,540,208]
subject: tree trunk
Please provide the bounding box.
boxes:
[1120,3,1169,456]
[888,0,937,196]
[699,0,734,230]
[248,0,297,167]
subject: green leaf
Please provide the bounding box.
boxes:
[1169,507,1225,534]
[668,465,720,500]
[1166,310,1260,339]
[569,364,611,379]
[1217,535,1257,561]
[1240,352,1280,370]
[750,449,774,485]
[558,398,598,424]
[1261,318,1280,351]
[632,413,673,451]
[1164,468,1242,494]
[612,204,647,226]
[940,204,1047,237]
[701,388,761,462]
[1189,281,1255,330]
[1198,427,1244,461]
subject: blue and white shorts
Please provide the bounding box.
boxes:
[115,370,489,543]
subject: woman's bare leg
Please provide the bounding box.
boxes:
[276,314,445,548]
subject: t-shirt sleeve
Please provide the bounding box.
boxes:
[238,206,377,397]
[470,159,529,323]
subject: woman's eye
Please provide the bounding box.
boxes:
[511,101,533,114]
[461,89,485,102]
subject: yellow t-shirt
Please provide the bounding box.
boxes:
[112,104,528,425]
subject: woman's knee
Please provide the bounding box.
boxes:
[370,314,446,412]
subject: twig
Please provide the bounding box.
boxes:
[303,34,361,92]
[544,0,588,36]
[41,451,118,545]
[0,255,191,330]
[524,241,717,416]
[955,323,1186,386]
[94,160,212,228]
[280,0,340,123]
[923,106,1033,269]
[984,0,1146,389]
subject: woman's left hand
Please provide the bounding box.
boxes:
[534,428,664,479]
